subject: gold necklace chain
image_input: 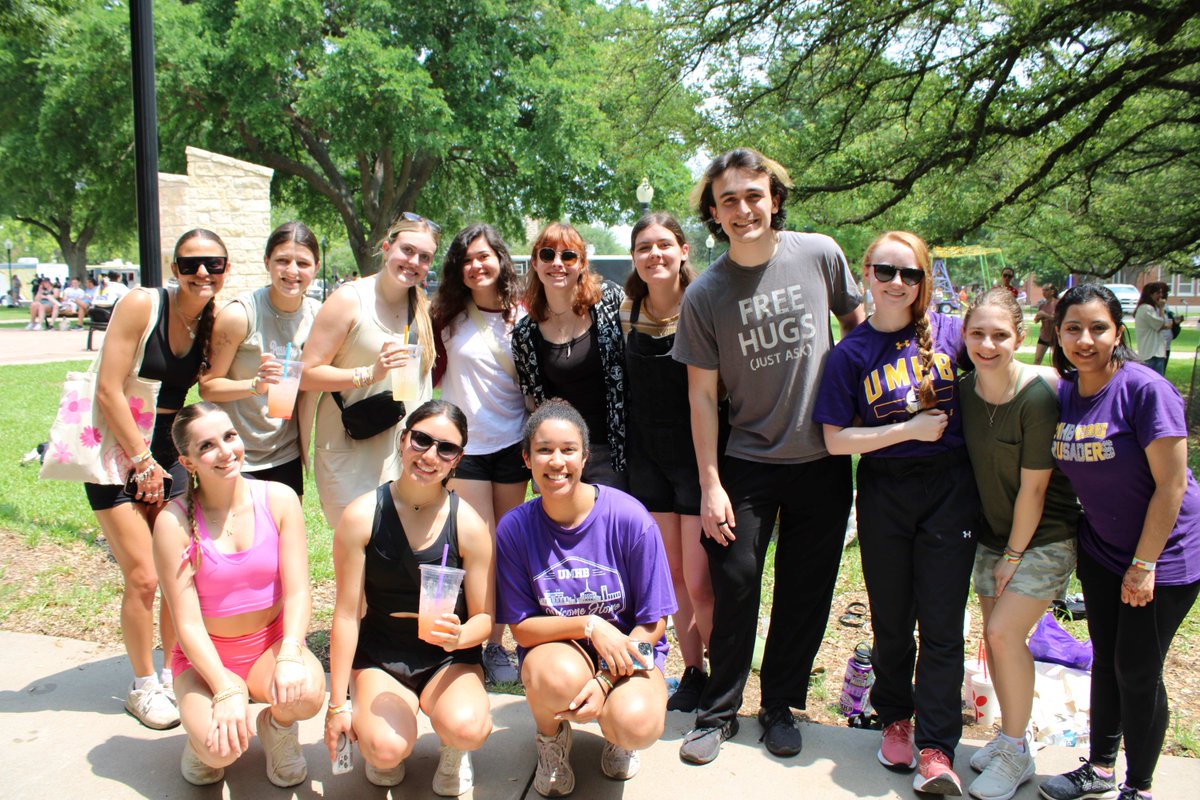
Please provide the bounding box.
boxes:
[983,366,1022,427]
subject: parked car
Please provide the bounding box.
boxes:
[305,279,327,300]
[1103,283,1140,317]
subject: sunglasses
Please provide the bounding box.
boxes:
[406,428,463,461]
[175,255,228,275]
[397,211,441,235]
[537,247,580,267]
[870,263,924,287]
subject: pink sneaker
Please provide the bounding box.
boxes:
[877,719,917,771]
[913,748,963,795]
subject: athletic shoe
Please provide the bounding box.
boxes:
[878,719,918,771]
[365,760,406,787]
[432,745,473,797]
[666,666,708,713]
[914,748,964,795]
[180,741,224,786]
[757,705,803,756]
[1115,787,1147,800]
[679,718,740,765]
[23,322,35,330]
[34,322,46,331]
[482,642,520,685]
[1038,758,1118,800]
[970,733,1002,772]
[600,741,640,780]
[533,721,574,797]
[969,738,1034,800]
[256,707,307,787]
[124,681,180,730]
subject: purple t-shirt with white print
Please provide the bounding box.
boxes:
[495,485,677,669]
[1054,361,1200,584]
[813,311,965,458]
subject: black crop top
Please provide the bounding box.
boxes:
[138,288,204,410]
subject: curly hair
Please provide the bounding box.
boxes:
[431,223,520,334]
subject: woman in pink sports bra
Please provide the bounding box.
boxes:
[153,402,325,788]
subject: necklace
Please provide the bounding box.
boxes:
[394,482,445,513]
[173,291,202,340]
[982,366,1022,427]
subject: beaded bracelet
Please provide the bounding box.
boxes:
[274,653,304,666]
[132,462,157,483]
[593,671,614,693]
[211,686,244,706]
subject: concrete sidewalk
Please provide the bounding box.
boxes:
[0,325,102,365]
[2,631,1197,798]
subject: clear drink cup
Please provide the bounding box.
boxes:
[390,343,422,401]
[266,359,304,419]
[417,563,465,644]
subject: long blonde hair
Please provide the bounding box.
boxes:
[864,231,936,409]
[380,215,439,370]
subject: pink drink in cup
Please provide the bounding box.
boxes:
[417,564,465,644]
[390,344,422,401]
[267,359,304,419]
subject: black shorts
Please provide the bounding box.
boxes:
[84,412,188,511]
[626,422,701,515]
[454,442,530,485]
[353,644,483,695]
[244,457,304,498]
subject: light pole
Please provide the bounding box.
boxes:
[3,239,12,301]
[636,176,654,214]
[320,236,329,301]
[705,234,715,268]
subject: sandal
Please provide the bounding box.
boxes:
[839,601,868,628]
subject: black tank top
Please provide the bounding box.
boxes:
[358,484,466,653]
[138,288,203,409]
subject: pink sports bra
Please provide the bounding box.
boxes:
[185,481,284,618]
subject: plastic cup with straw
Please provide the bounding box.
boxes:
[417,542,465,644]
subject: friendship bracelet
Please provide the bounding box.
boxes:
[326,701,353,718]
[211,686,244,706]
[1003,545,1024,557]
[593,672,614,693]
[1002,551,1023,565]
[274,654,305,666]
[129,449,153,464]
[248,378,262,396]
[1131,557,1157,572]
[132,462,157,483]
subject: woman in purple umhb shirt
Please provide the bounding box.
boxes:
[1039,285,1200,800]
[813,231,980,796]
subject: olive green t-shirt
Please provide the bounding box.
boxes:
[960,371,1080,551]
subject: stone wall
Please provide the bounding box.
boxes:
[158,147,273,303]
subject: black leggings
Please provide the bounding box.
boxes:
[1078,547,1199,790]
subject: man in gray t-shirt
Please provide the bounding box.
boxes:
[673,148,864,765]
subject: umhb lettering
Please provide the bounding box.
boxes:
[863,353,954,404]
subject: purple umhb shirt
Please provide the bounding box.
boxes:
[1054,362,1200,584]
[495,486,677,669]
[813,311,965,458]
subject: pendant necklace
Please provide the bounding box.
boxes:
[983,366,1021,427]
[173,290,202,340]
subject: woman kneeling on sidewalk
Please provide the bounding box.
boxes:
[154,402,325,787]
[496,399,676,797]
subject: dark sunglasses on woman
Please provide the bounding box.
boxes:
[537,247,580,267]
[406,429,464,461]
[175,255,229,275]
[870,263,924,287]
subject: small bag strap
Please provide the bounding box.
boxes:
[465,299,517,380]
[89,286,160,376]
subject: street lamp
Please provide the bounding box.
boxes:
[705,234,715,267]
[320,236,329,300]
[3,239,11,301]
[636,176,654,214]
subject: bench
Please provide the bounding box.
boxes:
[85,306,112,351]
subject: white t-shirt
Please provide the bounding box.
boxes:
[95,281,129,306]
[440,306,528,455]
[60,286,87,309]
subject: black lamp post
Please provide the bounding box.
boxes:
[320,236,329,301]
[636,177,654,214]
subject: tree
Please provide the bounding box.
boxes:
[667,0,1200,276]
[165,0,700,274]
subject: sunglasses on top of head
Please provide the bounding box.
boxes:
[406,429,463,461]
[395,211,442,235]
[175,255,229,275]
[870,263,924,287]
[537,247,580,267]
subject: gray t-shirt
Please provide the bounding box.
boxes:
[672,231,862,463]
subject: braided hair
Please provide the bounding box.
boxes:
[170,229,227,382]
[169,401,225,570]
[863,231,937,409]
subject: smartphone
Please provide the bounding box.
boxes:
[598,640,653,672]
[332,733,354,775]
[124,470,173,502]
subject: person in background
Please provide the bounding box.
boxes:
[200,222,322,498]
[1039,284,1200,800]
[1033,283,1059,366]
[25,276,59,330]
[58,277,88,329]
[1133,282,1169,376]
[999,269,1018,300]
[431,222,527,687]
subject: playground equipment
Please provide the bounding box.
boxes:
[930,245,1008,312]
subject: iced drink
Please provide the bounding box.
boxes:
[390,344,422,402]
[267,359,304,419]
[417,563,465,644]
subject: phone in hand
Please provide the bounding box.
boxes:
[598,640,653,672]
[124,469,173,502]
[332,733,354,775]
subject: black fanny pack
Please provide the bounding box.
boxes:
[332,390,406,440]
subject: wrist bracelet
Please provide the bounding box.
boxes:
[211,686,244,706]
[274,654,304,666]
[133,462,156,483]
[281,637,304,651]
[248,378,262,396]
[583,615,597,639]
[1003,545,1024,557]
[1131,557,1157,572]
[130,449,153,464]
[1002,551,1023,564]
[326,701,352,718]
[594,672,614,693]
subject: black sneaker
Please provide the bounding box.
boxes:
[757,705,803,757]
[666,666,708,713]
[679,718,739,765]
[1038,758,1118,800]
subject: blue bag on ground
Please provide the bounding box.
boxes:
[1028,611,1093,670]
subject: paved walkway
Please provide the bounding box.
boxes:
[2,631,1197,799]
[0,326,102,365]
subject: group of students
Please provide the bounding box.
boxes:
[74,147,1198,800]
[23,270,129,330]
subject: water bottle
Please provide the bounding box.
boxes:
[839,641,875,717]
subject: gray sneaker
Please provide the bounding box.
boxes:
[432,745,473,797]
[256,707,307,787]
[969,738,1034,800]
[534,721,574,797]
[365,760,406,787]
[600,741,640,780]
[482,642,520,685]
[180,741,224,786]
[970,733,1002,773]
[678,718,740,765]
[124,681,179,730]
[1038,758,1118,800]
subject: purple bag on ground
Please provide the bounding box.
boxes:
[1028,611,1093,670]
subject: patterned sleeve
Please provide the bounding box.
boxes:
[511,316,546,403]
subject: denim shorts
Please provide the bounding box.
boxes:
[973,538,1077,601]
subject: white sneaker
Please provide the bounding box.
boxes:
[968,738,1034,800]
[366,760,406,787]
[534,721,574,797]
[180,741,224,786]
[970,733,1002,772]
[34,322,46,331]
[432,745,473,796]
[125,681,179,729]
[256,707,307,787]
[23,322,35,330]
[600,741,640,780]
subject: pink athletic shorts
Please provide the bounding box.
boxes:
[171,614,285,682]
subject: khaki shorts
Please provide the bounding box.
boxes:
[973,538,1077,601]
